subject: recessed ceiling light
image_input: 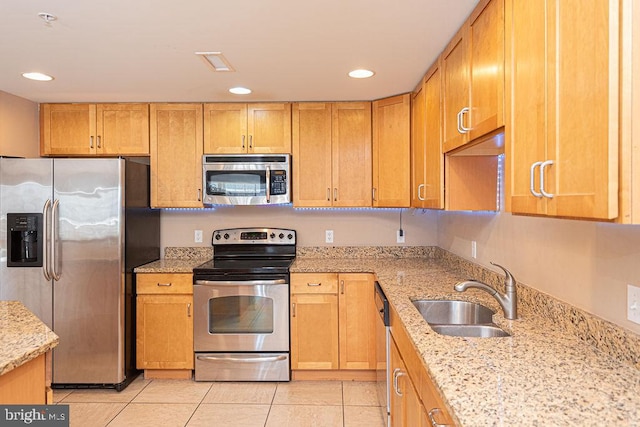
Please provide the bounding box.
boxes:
[22,72,54,81]
[229,87,252,95]
[196,52,235,72]
[348,69,375,79]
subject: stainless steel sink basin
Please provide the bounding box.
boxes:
[411,299,510,338]
[412,299,495,325]
[429,324,511,338]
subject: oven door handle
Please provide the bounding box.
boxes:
[197,355,288,363]
[194,279,287,286]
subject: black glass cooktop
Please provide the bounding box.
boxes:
[193,257,295,275]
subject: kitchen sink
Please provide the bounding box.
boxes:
[429,324,511,338]
[411,299,510,338]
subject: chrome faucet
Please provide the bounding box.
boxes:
[454,262,518,320]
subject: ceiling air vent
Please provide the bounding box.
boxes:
[196,52,235,72]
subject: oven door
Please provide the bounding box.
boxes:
[193,278,289,352]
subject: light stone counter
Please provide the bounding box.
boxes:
[0,301,59,376]
[134,258,209,274]
[291,256,640,426]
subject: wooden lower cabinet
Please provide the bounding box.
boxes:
[390,339,428,427]
[290,273,375,375]
[136,273,194,378]
[0,353,49,404]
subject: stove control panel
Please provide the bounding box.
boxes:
[212,227,296,245]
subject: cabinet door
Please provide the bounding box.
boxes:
[203,103,247,153]
[546,0,619,219]
[292,103,333,207]
[150,103,204,208]
[96,104,149,155]
[411,81,427,208]
[40,104,96,156]
[442,27,470,153]
[468,0,505,141]
[423,62,445,209]
[373,94,411,207]
[332,102,372,207]
[247,103,292,153]
[136,294,194,370]
[338,273,376,370]
[290,293,339,370]
[505,0,547,215]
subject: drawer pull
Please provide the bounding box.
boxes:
[157,283,172,287]
[187,303,191,317]
[427,408,449,427]
[307,282,321,287]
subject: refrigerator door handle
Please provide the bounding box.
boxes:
[51,199,62,281]
[42,199,52,280]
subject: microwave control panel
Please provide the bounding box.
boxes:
[270,170,287,195]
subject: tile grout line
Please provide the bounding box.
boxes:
[106,375,156,426]
[182,378,214,427]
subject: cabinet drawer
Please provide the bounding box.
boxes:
[291,273,338,294]
[137,273,193,295]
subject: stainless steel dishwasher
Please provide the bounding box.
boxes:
[374,281,390,427]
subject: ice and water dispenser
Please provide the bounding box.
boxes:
[7,213,43,267]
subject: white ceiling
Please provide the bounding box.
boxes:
[0,0,479,103]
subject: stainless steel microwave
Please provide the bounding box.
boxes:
[202,154,291,205]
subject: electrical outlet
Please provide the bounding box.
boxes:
[471,241,477,259]
[325,230,334,244]
[628,285,640,324]
[194,230,203,243]
[397,230,405,244]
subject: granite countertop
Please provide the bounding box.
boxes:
[291,257,640,426]
[134,258,209,273]
[0,301,59,376]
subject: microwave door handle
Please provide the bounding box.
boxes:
[266,166,271,203]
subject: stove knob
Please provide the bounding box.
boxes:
[279,233,284,239]
[270,232,276,239]
[224,233,230,240]
[214,234,221,240]
[287,233,293,240]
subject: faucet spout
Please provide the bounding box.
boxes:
[454,262,518,320]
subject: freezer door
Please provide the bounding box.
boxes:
[52,159,125,385]
[0,158,54,327]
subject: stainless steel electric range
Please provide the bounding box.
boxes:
[192,227,296,381]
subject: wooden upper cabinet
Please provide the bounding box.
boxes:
[424,61,445,209]
[96,104,150,155]
[204,103,291,154]
[41,103,149,156]
[506,0,619,220]
[373,94,411,207]
[411,81,428,209]
[442,0,505,153]
[293,102,372,208]
[332,102,372,207]
[150,103,204,208]
[292,103,333,207]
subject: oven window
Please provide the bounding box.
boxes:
[208,296,274,334]
[205,171,266,197]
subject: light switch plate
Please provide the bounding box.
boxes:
[194,230,203,243]
[628,285,640,324]
[471,241,477,259]
[396,230,405,244]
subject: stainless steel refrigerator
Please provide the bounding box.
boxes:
[0,158,160,390]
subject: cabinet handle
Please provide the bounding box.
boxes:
[427,408,449,427]
[459,107,471,133]
[197,189,202,202]
[340,280,344,294]
[418,184,425,201]
[392,368,405,396]
[97,135,101,148]
[187,303,191,317]
[529,161,543,198]
[292,303,296,317]
[157,282,172,287]
[242,135,246,149]
[372,188,376,201]
[334,188,338,202]
[90,136,94,149]
[249,135,253,149]
[326,188,331,201]
[307,282,321,287]
[540,160,555,198]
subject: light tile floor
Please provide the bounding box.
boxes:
[53,376,387,427]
